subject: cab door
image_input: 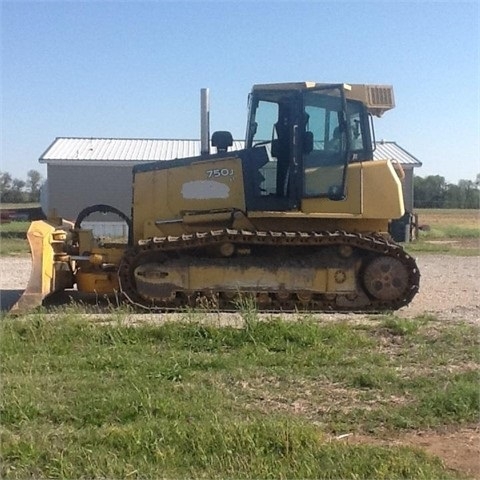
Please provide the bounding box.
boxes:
[244,91,302,211]
[302,91,350,201]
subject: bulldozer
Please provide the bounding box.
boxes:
[13,82,420,312]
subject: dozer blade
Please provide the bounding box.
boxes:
[11,219,75,313]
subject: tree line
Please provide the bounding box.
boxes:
[414,174,480,209]
[0,170,43,203]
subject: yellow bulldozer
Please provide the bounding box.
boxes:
[13,82,420,312]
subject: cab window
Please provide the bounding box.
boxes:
[303,92,346,198]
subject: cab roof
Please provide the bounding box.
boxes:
[251,82,395,117]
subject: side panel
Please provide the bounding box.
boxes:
[301,160,404,220]
[133,157,246,240]
[303,163,362,214]
[362,160,404,218]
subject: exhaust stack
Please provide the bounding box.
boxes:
[200,88,210,155]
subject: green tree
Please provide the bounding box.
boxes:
[26,169,42,202]
[414,175,447,208]
[9,179,27,203]
[0,170,43,203]
[457,179,480,208]
[444,184,463,208]
[416,174,480,208]
[0,171,13,201]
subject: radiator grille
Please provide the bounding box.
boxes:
[368,86,394,107]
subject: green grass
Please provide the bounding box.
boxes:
[0,221,30,256]
[406,208,480,255]
[0,203,40,210]
[406,237,479,256]
[418,226,480,240]
[1,311,477,479]
[405,240,479,256]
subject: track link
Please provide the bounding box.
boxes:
[118,229,420,312]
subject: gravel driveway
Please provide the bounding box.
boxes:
[1,254,479,323]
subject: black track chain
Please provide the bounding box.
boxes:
[118,229,420,312]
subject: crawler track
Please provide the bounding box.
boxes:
[118,229,420,312]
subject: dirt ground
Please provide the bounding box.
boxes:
[1,253,479,476]
[342,425,480,477]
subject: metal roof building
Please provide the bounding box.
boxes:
[40,138,245,165]
[41,137,421,167]
[373,140,422,167]
[39,137,421,222]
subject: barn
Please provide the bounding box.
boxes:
[39,137,422,235]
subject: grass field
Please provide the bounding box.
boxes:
[1,310,478,479]
[0,221,30,256]
[416,209,479,231]
[1,211,479,477]
[407,209,480,256]
[0,203,40,210]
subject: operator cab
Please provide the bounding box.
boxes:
[244,82,385,211]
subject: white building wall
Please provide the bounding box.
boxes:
[46,164,134,221]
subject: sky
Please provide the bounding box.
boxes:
[1,0,479,184]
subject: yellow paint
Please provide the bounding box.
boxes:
[76,271,119,294]
[133,157,245,241]
[302,160,404,219]
[133,156,402,240]
[303,163,362,215]
[361,160,404,217]
[12,220,75,311]
[75,245,125,293]
[134,261,356,294]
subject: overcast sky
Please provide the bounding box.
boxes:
[1,0,479,183]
